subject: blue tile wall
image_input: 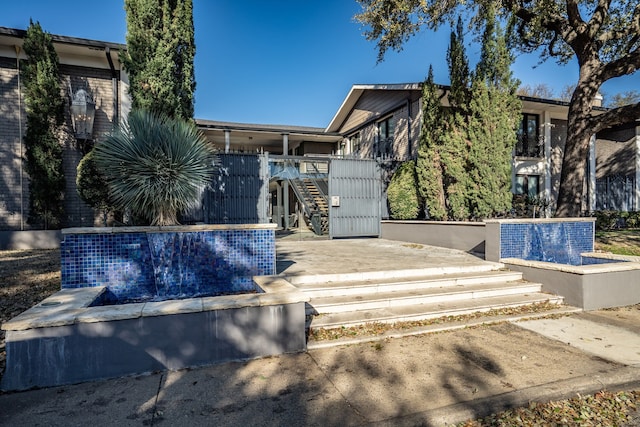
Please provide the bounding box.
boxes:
[499,221,594,266]
[581,256,627,266]
[61,228,275,302]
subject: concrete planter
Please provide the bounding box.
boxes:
[1,224,310,391]
[1,276,308,391]
[381,220,486,255]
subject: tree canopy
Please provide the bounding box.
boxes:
[356,0,640,217]
[123,0,196,120]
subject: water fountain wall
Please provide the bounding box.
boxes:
[485,218,594,264]
[485,218,640,310]
[61,224,276,302]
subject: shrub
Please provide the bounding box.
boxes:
[94,110,217,226]
[387,161,419,220]
[591,210,640,230]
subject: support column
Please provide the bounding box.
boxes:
[543,111,552,217]
[224,130,231,153]
[635,126,640,211]
[276,182,283,228]
[282,133,290,230]
[588,134,597,212]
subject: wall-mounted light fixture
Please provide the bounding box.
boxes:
[69,88,95,140]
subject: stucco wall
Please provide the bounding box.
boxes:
[381,220,486,255]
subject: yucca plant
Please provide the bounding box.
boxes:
[94,109,217,226]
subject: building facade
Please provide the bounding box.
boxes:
[326,84,640,215]
[1,26,639,234]
[0,27,128,231]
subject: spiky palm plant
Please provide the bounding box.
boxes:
[94,109,217,226]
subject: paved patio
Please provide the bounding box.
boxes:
[2,237,640,426]
[276,236,491,277]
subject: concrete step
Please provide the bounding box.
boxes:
[286,263,505,286]
[307,280,542,314]
[297,270,524,298]
[308,292,565,329]
[306,304,582,350]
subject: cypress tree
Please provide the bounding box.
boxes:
[416,66,447,220]
[22,20,66,229]
[446,17,470,111]
[440,20,471,220]
[123,0,196,120]
[466,5,521,219]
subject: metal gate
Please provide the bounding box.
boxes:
[329,158,382,238]
[596,174,635,211]
[203,153,270,224]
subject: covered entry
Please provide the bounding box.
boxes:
[201,154,382,238]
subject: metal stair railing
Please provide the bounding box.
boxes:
[289,177,325,235]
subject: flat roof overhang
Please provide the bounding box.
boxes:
[196,120,342,154]
[0,26,125,69]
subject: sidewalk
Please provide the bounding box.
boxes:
[1,238,639,426]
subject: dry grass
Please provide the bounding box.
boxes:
[0,249,60,384]
[595,230,640,256]
[458,390,640,426]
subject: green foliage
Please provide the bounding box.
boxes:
[592,210,640,231]
[76,149,113,221]
[355,0,640,218]
[439,112,470,220]
[446,17,470,110]
[415,10,519,221]
[387,161,419,220]
[466,6,520,219]
[123,0,196,120]
[21,20,66,229]
[93,110,217,226]
[416,67,447,220]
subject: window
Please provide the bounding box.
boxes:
[377,117,395,156]
[378,117,395,140]
[515,174,540,198]
[516,113,541,157]
[349,132,361,154]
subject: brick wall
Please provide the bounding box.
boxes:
[0,57,27,230]
[0,57,119,230]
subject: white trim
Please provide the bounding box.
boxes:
[543,110,552,217]
[635,126,640,211]
[589,134,597,211]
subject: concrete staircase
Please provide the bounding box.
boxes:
[291,263,572,332]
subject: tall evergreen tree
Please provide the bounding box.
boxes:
[440,20,471,220]
[466,5,521,219]
[123,0,196,120]
[22,20,66,229]
[446,17,470,110]
[416,66,447,220]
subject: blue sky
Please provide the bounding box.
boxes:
[4,1,638,128]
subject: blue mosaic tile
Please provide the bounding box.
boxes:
[499,221,594,266]
[581,256,627,266]
[61,228,275,302]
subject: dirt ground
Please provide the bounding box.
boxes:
[0,249,60,383]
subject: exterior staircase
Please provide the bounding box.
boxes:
[289,263,578,342]
[290,178,329,235]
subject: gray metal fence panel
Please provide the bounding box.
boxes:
[204,153,270,224]
[329,159,381,238]
[596,174,635,211]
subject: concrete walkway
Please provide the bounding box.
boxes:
[1,238,640,426]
